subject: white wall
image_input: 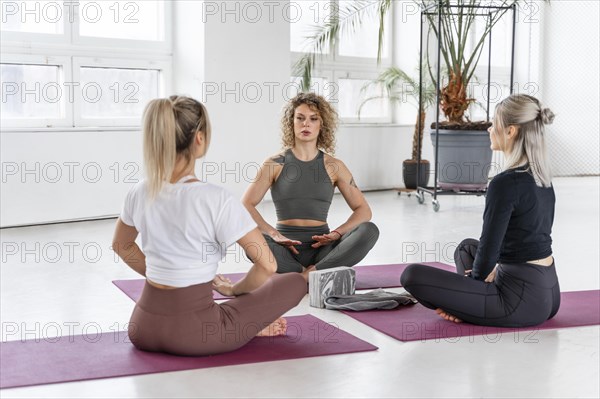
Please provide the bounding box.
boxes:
[541,1,600,176]
[199,0,291,199]
[336,124,422,191]
[0,129,142,227]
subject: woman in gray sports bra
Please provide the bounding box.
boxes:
[242,93,379,274]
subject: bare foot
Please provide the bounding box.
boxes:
[257,317,287,337]
[301,265,316,282]
[435,308,463,323]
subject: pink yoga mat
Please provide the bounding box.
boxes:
[0,314,377,389]
[342,290,600,342]
[112,262,455,302]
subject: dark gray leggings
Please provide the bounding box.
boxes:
[263,222,379,273]
[400,238,561,328]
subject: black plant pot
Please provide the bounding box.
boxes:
[403,159,430,189]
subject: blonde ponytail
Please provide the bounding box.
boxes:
[142,96,212,199]
[143,99,178,199]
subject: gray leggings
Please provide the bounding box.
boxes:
[400,238,561,328]
[263,222,379,273]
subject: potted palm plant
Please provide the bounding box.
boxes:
[420,0,517,190]
[359,66,436,189]
[294,0,525,190]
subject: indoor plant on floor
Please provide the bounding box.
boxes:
[359,66,436,189]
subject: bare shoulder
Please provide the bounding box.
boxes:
[257,151,286,183]
[323,153,351,184]
[323,153,347,169]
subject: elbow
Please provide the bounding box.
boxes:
[112,239,134,259]
[111,240,122,256]
[361,204,372,221]
[351,204,372,222]
[241,199,256,212]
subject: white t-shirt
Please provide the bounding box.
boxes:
[120,177,256,287]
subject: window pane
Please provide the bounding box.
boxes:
[338,78,389,119]
[1,63,62,119]
[338,0,389,58]
[469,81,512,121]
[0,0,64,34]
[78,0,163,41]
[475,15,513,69]
[79,67,159,119]
[290,0,330,53]
[290,76,334,100]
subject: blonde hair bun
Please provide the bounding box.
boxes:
[540,108,555,125]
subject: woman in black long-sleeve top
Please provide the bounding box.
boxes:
[401,94,560,327]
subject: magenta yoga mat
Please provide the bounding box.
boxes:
[353,262,454,290]
[342,290,600,342]
[0,314,377,389]
[112,274,244,301]
[112,262,455,302]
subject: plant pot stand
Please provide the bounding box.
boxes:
[414,2,516,212]
[395,188,416,197]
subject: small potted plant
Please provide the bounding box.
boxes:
[359,66,436,189]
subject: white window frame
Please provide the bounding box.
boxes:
[466,12,515,122]
[0,0,72,44]
[290,0,394,124]
[72,56,171,127]
[1,0,172,129]
[332,69,392,124]
[71,1,172,54]
[1,53,73,129]
[290,71,335,102]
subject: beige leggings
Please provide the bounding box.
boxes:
[128,273,307,356]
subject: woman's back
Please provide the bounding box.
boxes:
[498,167,555,261]
[121,178,255,287]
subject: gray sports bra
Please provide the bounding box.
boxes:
[270,149,334,222]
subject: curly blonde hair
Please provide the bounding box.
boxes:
[281,92,338,155]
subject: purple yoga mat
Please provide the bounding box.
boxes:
[112,262,455,302]
[353,262,454,290]
[342,290,600,342]
[112,274,244,302]
[0,314,377,389]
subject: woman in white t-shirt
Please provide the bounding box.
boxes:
[112,95,307,356]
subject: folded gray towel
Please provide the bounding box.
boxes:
[324,289,418,311]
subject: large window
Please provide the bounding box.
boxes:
[1,0,171,128]
[468,13,515,121]
[290,0,392,123]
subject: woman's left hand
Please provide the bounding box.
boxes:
[311,231,342,248]
[212,274,235,296]
[484,266,498,283]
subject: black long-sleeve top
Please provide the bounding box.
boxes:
[472,165,555,280]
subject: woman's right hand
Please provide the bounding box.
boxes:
[270,231,301,255]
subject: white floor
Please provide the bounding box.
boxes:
[1,177,599,398]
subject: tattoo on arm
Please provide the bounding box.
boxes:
[270,155,285,165]
[349,177,358,189]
